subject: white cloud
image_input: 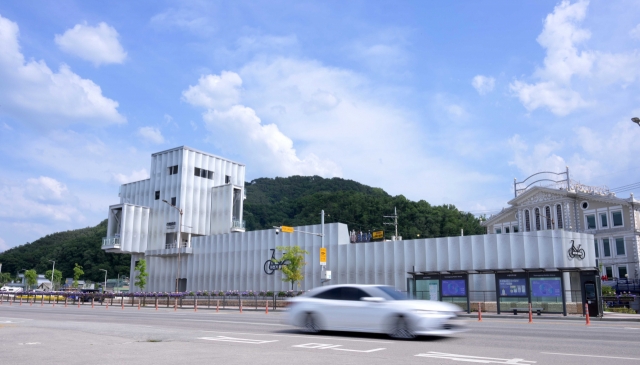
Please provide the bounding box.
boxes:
[138,126,165,144]
[0,237,8,252]
[182,72,242,109]
[0,176,81,222]
[508,134,567,176]
[25,176,70,203]
[55,22,127,66]
[150,7,215,36]
[203,105,340,177]
[471,75,495,95]
[630,24,640,40]
[510,0,640,116]
[0,15,125,127]
[112,169,149,185]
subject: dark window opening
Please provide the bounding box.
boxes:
[194,167,201,177]
[207,170,214,180]
[171,197,176,206]
[225,175,231,184]
[535,208,541,230]
[556,205,563,229]
[155,191,160,200]
[200,169,207,178]
[168,165,178,175]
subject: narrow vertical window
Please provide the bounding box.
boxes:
[225,175,231,184]
[171,197,176,206]
[207,171,213,180]
[545,206,552,229]
[525,210,531,232]
[535,208,541,230]
[556,204,563,229]
[155,191,160,200]
[194,167,201,177]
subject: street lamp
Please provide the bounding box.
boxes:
[48,260,55,291]
[99,269,107,293]
[632,117,640,126]
[163,199,184,293]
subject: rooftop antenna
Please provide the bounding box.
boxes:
[383,207,399,241]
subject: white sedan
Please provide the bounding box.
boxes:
[285,284,466,339]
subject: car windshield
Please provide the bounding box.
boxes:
[376,286,407,300]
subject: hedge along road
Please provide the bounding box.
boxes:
[0,305,639,365]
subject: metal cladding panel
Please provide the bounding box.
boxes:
[119,204,150,253]
[137,225,595,293]
[210,185,233,235]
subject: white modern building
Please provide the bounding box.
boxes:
[482,169,640,281]
[104,148,599,315]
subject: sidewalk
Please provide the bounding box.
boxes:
[460,311,640,322]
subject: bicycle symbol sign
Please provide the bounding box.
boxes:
[264,249,290,275]
[567,240,585,260]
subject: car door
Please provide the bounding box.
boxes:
[311,287,344,330]
[338,287,381,331]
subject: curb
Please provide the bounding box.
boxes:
[460,313,640,322]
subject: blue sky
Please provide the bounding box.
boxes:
[1,0,640,251]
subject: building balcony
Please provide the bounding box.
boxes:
[102,236,121,251]
[231,219,246,232]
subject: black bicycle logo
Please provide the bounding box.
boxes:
[567,240,585,260]
[264,249,290,275]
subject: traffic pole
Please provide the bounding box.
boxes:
[194,298,197,312]
[478,302,482,322]
[138,298,141,310]
[106,299,109,310]
[174,298,177,311]
[41,295,43,306]
[64,297,67,307]
[216,300,219,313]
[92,298,94,309]
[240,299,243,313]
[528,303,533,323]
[265,301,268,314]
[155,297,158,311]
[585,303,591,325]
[20,296,22,306]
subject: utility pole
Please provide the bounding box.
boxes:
[384,207,399,241]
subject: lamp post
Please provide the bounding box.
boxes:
[99,269,107,293]
[48,260,55,291]
[163,199,184,293]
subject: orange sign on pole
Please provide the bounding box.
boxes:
[320,248,327,265]
[281,226,294,233]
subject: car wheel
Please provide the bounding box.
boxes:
[389,316,415,340]
[302,313,320,333]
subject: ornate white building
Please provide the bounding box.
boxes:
[482,170,640,281]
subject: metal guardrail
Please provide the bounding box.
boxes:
[102,237,120,247]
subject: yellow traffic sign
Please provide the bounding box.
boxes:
[320,247,327,265]
[372,231,384,240]
[281,226,294,233]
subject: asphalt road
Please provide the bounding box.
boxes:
[1,303,639,365]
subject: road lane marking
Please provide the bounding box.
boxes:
[293,343,385,353]
[184,319,287,326]
[541,352,640,360]
[200,330,394,343]
[198,336,278,344]
[416,352,536,364]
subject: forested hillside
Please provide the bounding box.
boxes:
[0,175,484,281]
[244,176,484,239]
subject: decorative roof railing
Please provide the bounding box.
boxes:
[514,167,610,197]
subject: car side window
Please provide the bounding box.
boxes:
[313,288,342,300]
[341,287,370,301]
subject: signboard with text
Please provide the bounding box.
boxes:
[281,226,294,233]
[441,274,468,297]
[319,247,326,265]
[372,231,384,240]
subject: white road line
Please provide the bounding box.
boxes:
[541,352,640,361]
[624,327,640,330]
[198,336,278,344]
[200,330,394,344]
[293,343,386,353]
[416,352,536,364]
[184,319,287,326]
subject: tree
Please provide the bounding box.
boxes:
[45,269,63,290]
[134,259,148,291]
[73,263,84,288]
[24,269,37,290]
[275,245,308,290]
[0,272,12,286]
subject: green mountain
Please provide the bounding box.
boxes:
[0,175,484,282]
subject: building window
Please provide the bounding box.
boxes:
[505,227,510,233]
[194,167,214,180]
[495,228,502,234]
[615,237,625,256]
[194,167,201,177]
[605,266,613,278]
[603,238,611,257]
[225,175,231,184]
[611,211,623,227]
[168,165,178,175]
[171,197,176,206]
[581,201,589,210]
[207,170,213,180]
[545,206,552,229]
[600,213,608,228]
[618,265,628,279]
[556,204,563,229]
[155,191,160,200]
[513,225,519,233]
[535,208,541,230]
[594,239,599,257]
[585,214,596,229]
[525,210,531,232]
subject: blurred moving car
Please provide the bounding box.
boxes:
[285,284,465,339]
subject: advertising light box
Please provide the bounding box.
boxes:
[442,279,466,296]
[499,278,527,297]
[531,278,562,297]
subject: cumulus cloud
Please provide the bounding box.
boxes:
[0,176,81,222]
[181,72,242,109]
[138,127,165,144]
[150,6,215,36]
[55,22,127,66]
[471,75,495,95]
[630,24,640,40]
[510,0,640,116]
[112,169,149,185]
[0,15,125,127]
